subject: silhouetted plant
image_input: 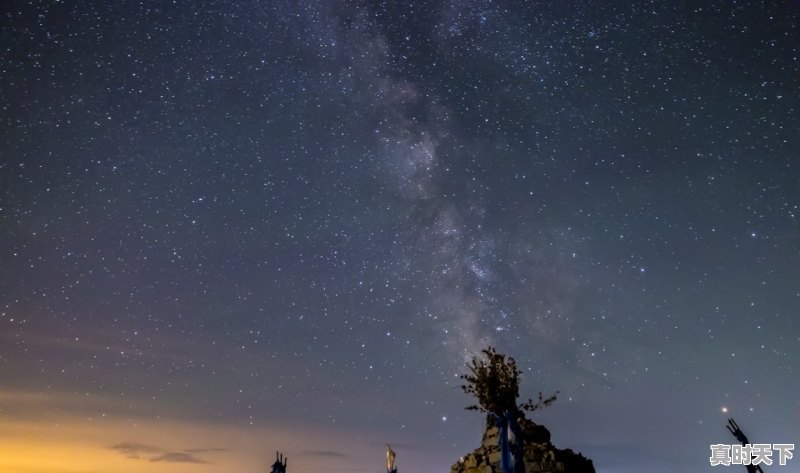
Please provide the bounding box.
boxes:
[460,346,558,416]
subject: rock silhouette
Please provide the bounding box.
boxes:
[451,414,594,473]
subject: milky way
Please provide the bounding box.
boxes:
[1,1,799,472]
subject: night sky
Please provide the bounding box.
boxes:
[2,1,799,472]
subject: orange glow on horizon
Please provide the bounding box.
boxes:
[0,389,379,473]
[0,416,257,473]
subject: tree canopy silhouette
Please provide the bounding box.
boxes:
[460,346,558,416]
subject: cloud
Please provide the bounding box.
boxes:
[150,452,209,464]
[110,441,220,464]
[109,442,162,459]
[302,450,349,458]
[183,447,227,453]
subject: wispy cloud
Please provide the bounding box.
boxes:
[301,450,349,458]
[109,442,162,459]
[150,452,208,464]
[184,447,227,453]
[110,441,219,464]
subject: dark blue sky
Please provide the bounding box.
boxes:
[1,1,798,472]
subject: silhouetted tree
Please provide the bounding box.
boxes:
[460,346,557,416]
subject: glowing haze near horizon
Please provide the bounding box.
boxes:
[1,1,799,472]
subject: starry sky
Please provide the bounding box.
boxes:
[1,1,799,472]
